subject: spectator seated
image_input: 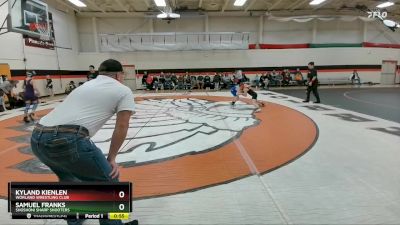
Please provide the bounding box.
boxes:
[177,75,184,90]
[204,75,212,90]
[164,74,174,90]
[190,76,197,90]
[65,81,77,94]
[184,75,191,90]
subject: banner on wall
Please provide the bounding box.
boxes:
[99,32,250,52]
[100,42,248,52]
[24,12,56,50]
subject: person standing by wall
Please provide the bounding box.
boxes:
[204,74,212,91]
[265,72,272,90]
[0,75,5,84]
[242,73,249,82]
[282,69,290,86]
[0,75,7,111]
[303,62,321,104]
[159,73,165,91]
[171,73,178,91]
[254,74,260,90]
[259,74,265,90]
[146,74,154,90]
[87,65,98,81]
[31,59,136,225]
[295,68,305,86]
[164,73,173,90]
[197,75,204,90]
[0,78,18,110]
[45,75,54,98]
[142,71,148,87]
[351,70,361,86]
[153,75,160,92]
[0,86,4,112]
[190,75,197,91]
[275,71,283,87]
[184,72,191,90]
[177,74,184,90]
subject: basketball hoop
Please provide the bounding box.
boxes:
[29,22,51,41]
[39,34,51,41]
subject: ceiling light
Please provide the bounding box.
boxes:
[157,12,180,19]
[310,0,327,5]
[68,0,87,7]
[169,13,180,18]
[383,19,396,27]
[377,2,394,8]
[154,0,166,7]
[157,13,168,19]
[234,0,247,7]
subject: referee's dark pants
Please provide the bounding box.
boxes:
[305,84,320,102]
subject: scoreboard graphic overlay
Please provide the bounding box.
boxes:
[8,182,132,220]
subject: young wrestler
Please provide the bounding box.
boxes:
[230,70,244,107]
[230,84,239,107]
[23,72,40,122]
[231,82,265,112]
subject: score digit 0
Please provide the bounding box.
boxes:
[118,191,126,211]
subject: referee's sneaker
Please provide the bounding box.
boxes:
[31,59,137,225]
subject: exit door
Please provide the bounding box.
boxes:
[381,60,397,85]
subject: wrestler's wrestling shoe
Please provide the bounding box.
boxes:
[29,113,35,121]
[23,116,30,123]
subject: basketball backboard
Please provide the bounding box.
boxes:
[7,0,51,40]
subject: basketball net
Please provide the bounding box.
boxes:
[29,23,51,41]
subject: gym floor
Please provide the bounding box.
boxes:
[275,86,400,123]
[0,86,399,225]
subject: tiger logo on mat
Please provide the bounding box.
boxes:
[0,95,318,199]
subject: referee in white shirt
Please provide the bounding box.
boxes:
[31,59,136,225]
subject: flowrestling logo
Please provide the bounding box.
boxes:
[367,9,388,19]
[366,8,399,31]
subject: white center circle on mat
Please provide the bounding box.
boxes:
[91,98,259,165]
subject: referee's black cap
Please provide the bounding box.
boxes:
[99,59,123,73]
[308,61,315,66]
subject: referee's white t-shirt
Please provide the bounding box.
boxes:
[40,75,135,137]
